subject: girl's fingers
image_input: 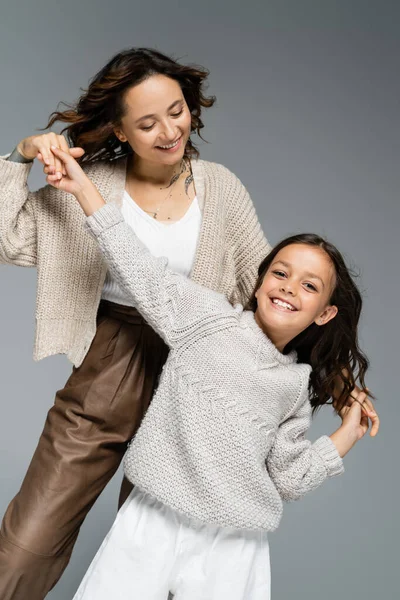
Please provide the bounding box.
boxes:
[50,133,63,176]
[58,135,71,175]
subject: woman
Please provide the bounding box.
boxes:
[0,48,270,599]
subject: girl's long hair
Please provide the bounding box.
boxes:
[44,47,216,163]
[246,233,372,413]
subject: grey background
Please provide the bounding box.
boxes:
[0,0,398,598]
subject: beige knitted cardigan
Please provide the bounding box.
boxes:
[0,155,270,367]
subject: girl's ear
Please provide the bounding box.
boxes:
[315,304,338,327]
[114,127,128,143]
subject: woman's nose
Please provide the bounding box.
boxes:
[161,119,176,140]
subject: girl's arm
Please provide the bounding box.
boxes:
[50,146,235,349]
[266,385,345,502]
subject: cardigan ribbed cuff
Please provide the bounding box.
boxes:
[313,435,345,477]
[85,203,124,237]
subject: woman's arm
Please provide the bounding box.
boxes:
[0,135,84,267]
[0,156,38,266]
[223,167,271,305]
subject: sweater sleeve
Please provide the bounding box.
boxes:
[86,203,235,348]
[0,155,37,266]
[266,386,344,502]
[222,166,271,306]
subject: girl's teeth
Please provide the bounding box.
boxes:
[272,299,295,311]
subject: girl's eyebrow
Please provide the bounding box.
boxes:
[272,260,325,289]
[135,99,183,124]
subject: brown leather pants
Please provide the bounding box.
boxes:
[0,301,169,600]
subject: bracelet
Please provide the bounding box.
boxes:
[7,147,33,164]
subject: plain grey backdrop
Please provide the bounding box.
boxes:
[0,0,398,598]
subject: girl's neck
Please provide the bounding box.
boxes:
[254,311,291,353]
[129,155,183,187]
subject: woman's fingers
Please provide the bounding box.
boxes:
[69,147,85,158]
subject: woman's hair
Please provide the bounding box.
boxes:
[44,47,216,163]
[246,233,372,413]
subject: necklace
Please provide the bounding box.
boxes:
[128,158,193,221]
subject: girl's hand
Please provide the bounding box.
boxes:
[334,388,380,437]
[330,389,378,458]
[45,145,91,197]
[47,146,105,216]
[17,133,84,177]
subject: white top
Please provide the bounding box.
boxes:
[102,190,202,307]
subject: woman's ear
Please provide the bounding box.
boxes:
[114,127,128,143]
[315,304,338,326]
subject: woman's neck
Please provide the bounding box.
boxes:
[129,155,183,187]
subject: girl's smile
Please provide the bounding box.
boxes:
[255,243,338,350]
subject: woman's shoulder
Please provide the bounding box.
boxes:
[193,158,244,183]
[192,158,249,209]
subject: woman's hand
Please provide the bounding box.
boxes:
[330,389,379,458]
[46,146,105,216]
[17,133,84,176]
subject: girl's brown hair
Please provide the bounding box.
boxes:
[246,233,372,413]
[44,47,216,163]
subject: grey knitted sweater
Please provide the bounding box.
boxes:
[86,203,345,532]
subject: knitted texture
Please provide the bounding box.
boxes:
[0,156,270,366]
[86,203,345,532]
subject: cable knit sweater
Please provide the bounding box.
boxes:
[0,155,269,366]
[86,203,345,532]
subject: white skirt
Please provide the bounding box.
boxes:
[73,487,271,600]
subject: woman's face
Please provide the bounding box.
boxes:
[254,244,338,350]
[114,74,192,166]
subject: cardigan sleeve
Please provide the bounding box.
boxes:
[0,155,37,266]
[266,385,344,502]
[86,203,235,349]
[222,166,271,306]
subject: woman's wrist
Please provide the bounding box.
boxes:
[329,426,359,458]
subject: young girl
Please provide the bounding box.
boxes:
[46,146,378,600]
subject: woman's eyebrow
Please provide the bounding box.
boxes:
[135,100,183,123]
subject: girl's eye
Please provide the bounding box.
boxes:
[141,124,155,131]
[273,270,286,278]
[304,282,317,292]
[171,109,183,118]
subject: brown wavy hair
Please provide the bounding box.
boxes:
[44,47,216,163]
[246,233,373,413]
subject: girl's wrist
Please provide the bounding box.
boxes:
[75,181,106,216]
[329,425,358,458]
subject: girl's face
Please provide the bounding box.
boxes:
[255,244,338,351]
[114,74,192,166]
